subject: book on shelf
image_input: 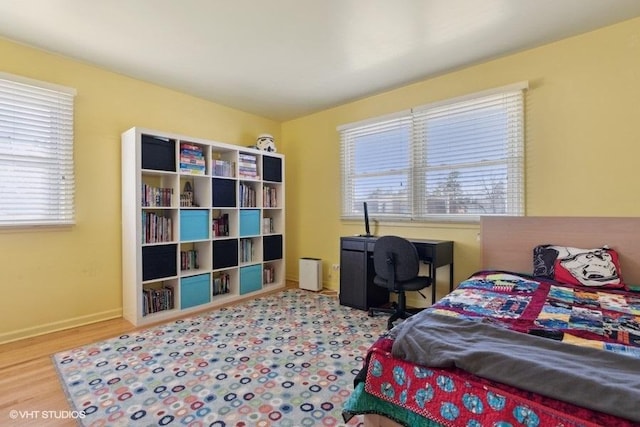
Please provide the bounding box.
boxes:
[180,142,201,151]
[238,153,258,178]
[180,165,206,175]
[180,143,206,174]
[180,249,199,270]
[264,265,275,284]
[142,212,173,243]
[212,213,230,237]
[143,286,174,316]
[142,184,173,207]
[213,273,230,296]
[263,185,278,207]
[239,183,257,207]
[240,239,255,263]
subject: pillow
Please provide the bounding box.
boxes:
[533,244,625,289]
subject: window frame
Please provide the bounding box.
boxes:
[0,72,77,228]
[339,82,527,223]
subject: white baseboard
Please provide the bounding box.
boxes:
[0,308,122,345]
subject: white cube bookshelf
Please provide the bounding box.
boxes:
[122,127,285,326]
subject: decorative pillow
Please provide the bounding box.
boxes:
[533,244,625,289]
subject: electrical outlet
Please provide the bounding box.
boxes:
[332,264,340,271]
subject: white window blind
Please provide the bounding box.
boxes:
[339,82,527,222]
[340,112,413,219]
[0,72,76,227]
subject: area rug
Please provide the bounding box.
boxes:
[53,289,386,426]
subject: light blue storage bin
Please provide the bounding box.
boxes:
[180,273,211,309]
[240,265,262,294]
[239,209,260,237]
[180,210,209,241]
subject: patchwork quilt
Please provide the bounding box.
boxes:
[344,271,640,427]
[432,271,640,355]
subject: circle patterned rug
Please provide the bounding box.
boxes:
[53,289,386,426]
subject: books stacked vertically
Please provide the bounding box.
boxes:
[213,273,230,296]
[142,184,173,207]
[238,153,258,179]
[142,212,173,243]
[180,142,206,175]
[263,185,278,207]
[264,265,275,284]
[180,249,198,270]
[212,213,230,237]
[240,239,255,263]
[142,286,174,316]
[239,183,257,207]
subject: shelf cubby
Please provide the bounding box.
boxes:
[211,149,237,178]
[179,240,212,274]
[142,279,177,317]
[212,208,237,238]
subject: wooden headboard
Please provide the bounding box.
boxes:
[481,216,640,286]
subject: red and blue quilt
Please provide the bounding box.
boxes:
[347,271,640,426]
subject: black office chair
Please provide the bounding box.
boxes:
[369,235,431,330]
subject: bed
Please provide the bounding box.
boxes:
[342,216,640,427]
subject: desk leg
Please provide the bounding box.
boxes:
[431,264,436,304]
[449,263,454,292]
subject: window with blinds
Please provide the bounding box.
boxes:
[339,82,527,222]
[0,72,76,227]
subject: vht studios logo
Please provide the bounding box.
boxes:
[9,410,86,420]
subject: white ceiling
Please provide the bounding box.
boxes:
[1,0,640,121]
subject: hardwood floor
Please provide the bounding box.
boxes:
[0,317,133,427]
[0,282,307,426]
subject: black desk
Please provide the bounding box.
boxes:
[339,236,454,310]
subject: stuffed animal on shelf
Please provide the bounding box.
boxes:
[256,134,277,152]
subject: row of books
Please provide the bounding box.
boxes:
[263,266,276,284]
[239,183,257,207]
[180,142,206,175]
[213,273,231,296]
[142,184,173,207]
[142,212,172,243]
[180,249,199,270]
[238,153,258,179]
[143,286,174,316]
[213,159,234,177]
[263,185,278,207]
[212,213,230,237]
[240,238,255,263]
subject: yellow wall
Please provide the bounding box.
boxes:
[0,38,280,343]
[3,16,640,342]
[281,17,640,300]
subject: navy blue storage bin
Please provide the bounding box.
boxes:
[142,244,177,281]
[212,178,236,207]
[263,234,283,261]
[142,134,176,172]
[263,156,282,182]
[213,239,238,269]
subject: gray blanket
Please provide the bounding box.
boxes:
[390,311,640,422]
